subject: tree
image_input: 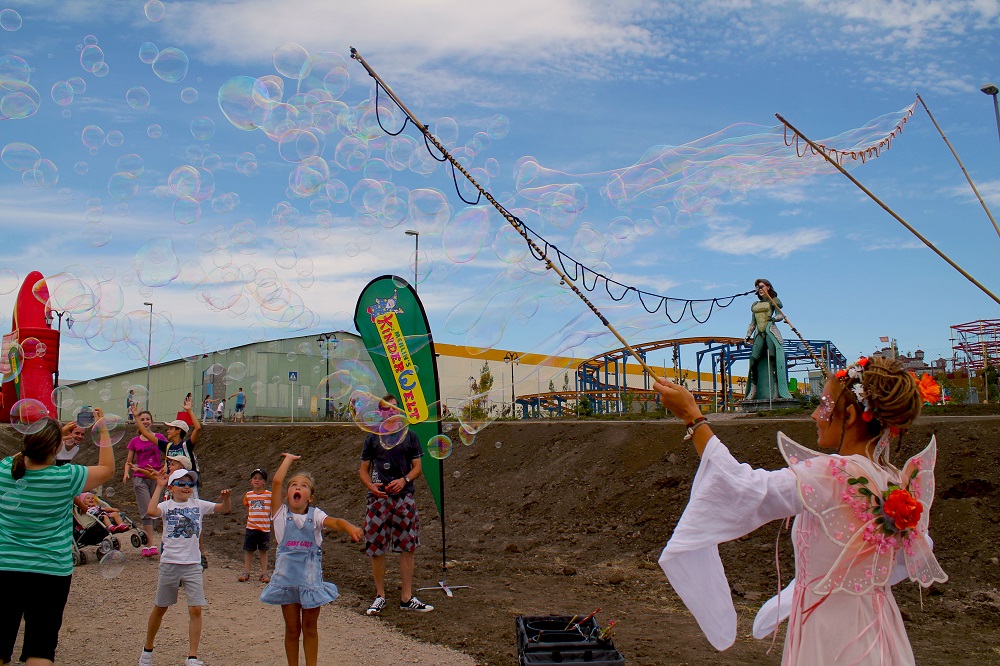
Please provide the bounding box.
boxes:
[562,372,570,392]
[462,361,495,420]
[548,379,556,392]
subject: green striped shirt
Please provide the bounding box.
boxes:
[0,457,87,576]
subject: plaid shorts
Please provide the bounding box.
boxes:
[364,494,420,557]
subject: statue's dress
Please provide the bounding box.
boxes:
[659,433,947,665]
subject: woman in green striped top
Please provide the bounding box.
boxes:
[0,409,116,666]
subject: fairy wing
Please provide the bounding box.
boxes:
[898,436,948,587]
[776,432,895,594]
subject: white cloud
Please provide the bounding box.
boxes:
[699,221,830,257]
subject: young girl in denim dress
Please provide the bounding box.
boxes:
[260,453,362,666]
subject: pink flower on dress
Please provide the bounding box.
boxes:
[788,455,798,465]
[803,484,814,495]
[804,459,812,468]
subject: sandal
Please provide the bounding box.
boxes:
[260,574,271,583]
[238,572,250,582]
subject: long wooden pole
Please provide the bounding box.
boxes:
[351,48,664,380]
[777,113,1000,307]
[760,289,830,378]
[916,94,1000,240]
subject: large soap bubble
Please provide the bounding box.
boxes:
[10,398,49,435]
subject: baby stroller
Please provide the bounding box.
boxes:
[72,494,146,565]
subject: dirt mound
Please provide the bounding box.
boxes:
[4,416,999,665]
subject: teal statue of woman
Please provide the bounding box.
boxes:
[744,278,792,401]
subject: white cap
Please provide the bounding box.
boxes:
[168,468,198,485]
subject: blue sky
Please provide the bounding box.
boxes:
[1,0,998,385]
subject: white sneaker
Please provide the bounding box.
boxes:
[137,650,153,666]
[185,659,204,666]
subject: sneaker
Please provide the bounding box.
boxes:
[138,649,153,666]
[400,596,434,612]
[148,545,158,557]
[185,659,204,666]
[140,548,152,557]
[366,595,386,616]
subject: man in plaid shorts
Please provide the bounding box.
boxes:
[359,395,434,615]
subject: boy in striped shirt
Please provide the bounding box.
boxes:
[239,468,271,582]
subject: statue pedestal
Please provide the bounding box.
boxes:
[739,398,801,413]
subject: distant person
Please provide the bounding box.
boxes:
[125,405,168,557]
[0,412,115,666]
[359,395,433,616]
[202,396,213,422]
[240,468,271,583]
[127,390,136,423]
[54,424,85,466]
[139,468,231,666]
[229,388,246,423]
[215,398,225,423]
[261,453,362,666]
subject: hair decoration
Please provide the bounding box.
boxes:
[913,372,942,404]
[836,356,876,422]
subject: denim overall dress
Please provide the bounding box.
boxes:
[260,506,339,609]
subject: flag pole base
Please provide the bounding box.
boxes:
[418,579,471,598]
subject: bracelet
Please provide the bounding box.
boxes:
[685,416,707,428]
[683,419,710,441]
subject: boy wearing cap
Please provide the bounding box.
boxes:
[163,396,201,477]
[139,468,231,666]
[239,468,271,583]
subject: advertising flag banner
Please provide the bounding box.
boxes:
[354,276,444,516]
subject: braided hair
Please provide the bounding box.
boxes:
[837,356,922,465]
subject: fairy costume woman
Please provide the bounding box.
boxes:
[654,356,946,664]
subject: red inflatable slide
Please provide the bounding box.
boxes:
[0,271,59,422]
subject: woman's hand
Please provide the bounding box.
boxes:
[653,378,703,423]
[61,420,78,438]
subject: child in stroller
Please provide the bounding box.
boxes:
[79,492,130,533]
[72,491,145,565]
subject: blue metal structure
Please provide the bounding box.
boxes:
[695,338,847,410]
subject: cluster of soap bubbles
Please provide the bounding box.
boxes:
[0,7,921,450]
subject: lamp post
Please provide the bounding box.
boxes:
[143,302,153,409]
[982,83,1000,149]
[317,332,339,419]
[404,229,419,289]
[51,309,73,419]
[504,352,520,416]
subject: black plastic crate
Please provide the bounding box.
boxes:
[516,615,625,666]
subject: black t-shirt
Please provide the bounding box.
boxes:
[360,430,422,498]
[161,437,198,474]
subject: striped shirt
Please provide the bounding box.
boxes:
[0,457,87,576]
[244,491,271,532]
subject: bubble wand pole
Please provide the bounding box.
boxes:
[350,47,664,381]
[776,113,1000,307]
[915,94,1000,240]
[758,289,830,378]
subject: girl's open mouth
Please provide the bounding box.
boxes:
[292,492,302,501]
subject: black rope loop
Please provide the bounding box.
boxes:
[373,84,409,136]
[451,162,482,205]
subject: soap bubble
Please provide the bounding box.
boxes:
[99,550,126,579]
[226,361,247,382]
[51,81,74,106]
[93,413,126,447]
[20,337,45,359]
[10,398,49,434]
[139,42,158,64]
[152,48,189,82]
[0,268,18,294]
[0,8,22,31]
[1,142,39,171]
[181,87,198,103]
[126,86,150,110]
[426,435,453,460]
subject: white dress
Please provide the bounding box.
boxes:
[659,433,947,665]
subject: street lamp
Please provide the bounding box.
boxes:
[504,352,520,416]
[317,332,339,419]
[983,83,1000,149]
[50,309,73,418]
[404,229,419,289]
[143,302,153,409]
